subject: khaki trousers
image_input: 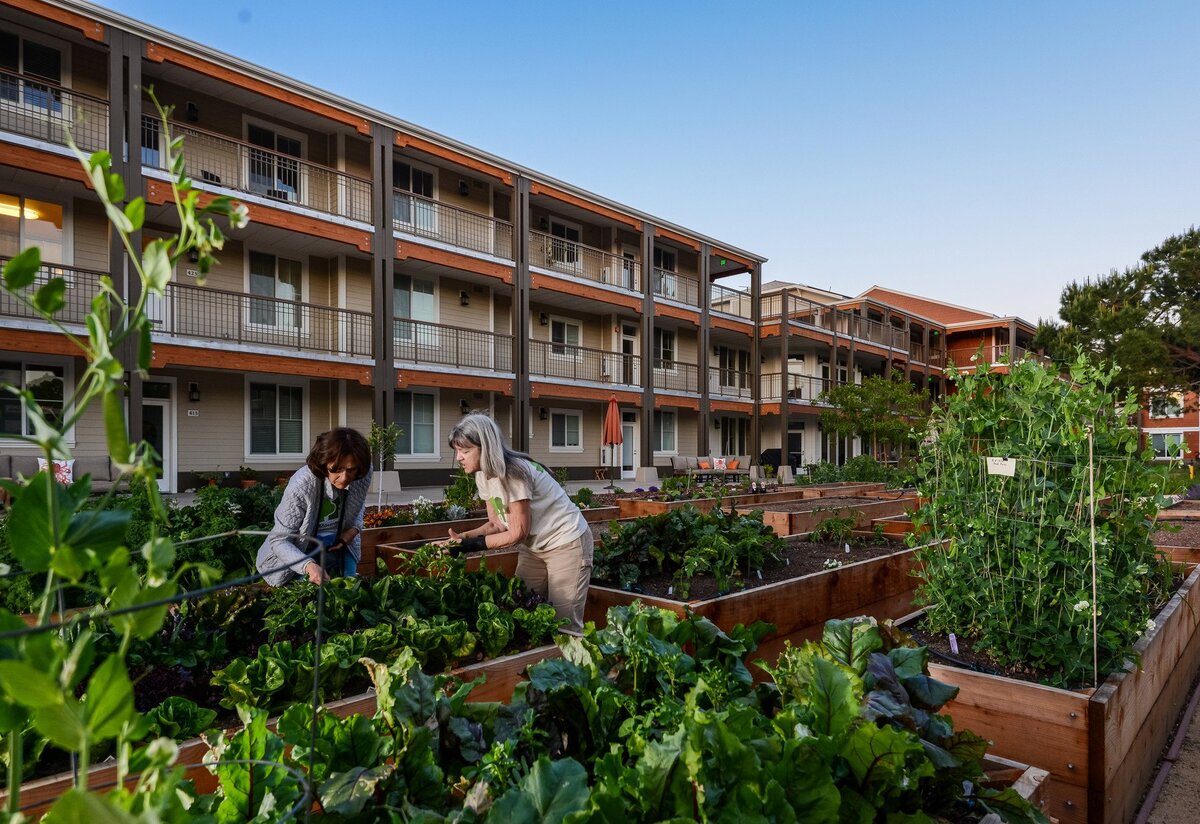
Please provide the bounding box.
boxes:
[516,529,594,635]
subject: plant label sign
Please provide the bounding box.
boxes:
[985,457,1016,477]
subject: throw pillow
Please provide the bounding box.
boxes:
[698,460,710,470]
[37,458,75,484]
[714,457,727,471]
[727,459,739,470]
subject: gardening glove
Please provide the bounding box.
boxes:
[452,535,487,556]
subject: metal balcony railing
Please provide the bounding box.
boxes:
[945,344,1046,368]
[142,115,372,223]
[392,317,513,372]
[0,69,108,152]
[0,258,106,324]
[653,269,699,306]
[652,358,698,392]
[392,190,513,260]
[150,281,373,357]
[710,283,753,319]
[708,366,754,399]
[760,372,843,403]
[761,292,911,349]
[528,231,641,291]
[529,340,641,386]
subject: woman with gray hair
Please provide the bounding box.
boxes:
[442,412,592,635]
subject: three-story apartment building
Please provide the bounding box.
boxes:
[1,0,769,491]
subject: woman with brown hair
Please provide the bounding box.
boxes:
[256,427,373,586]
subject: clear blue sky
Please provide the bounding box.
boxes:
[92,0,1200,325]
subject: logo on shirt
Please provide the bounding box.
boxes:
[492,496,507,523]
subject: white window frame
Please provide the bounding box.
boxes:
[393,273,439,347]
[1149,391,1184,419]
[652,409,677,455]
[393,388,440,460]
[653,247,677,299]
[0,356,75,445]
[244,376,308,460]
[392,157,439,234]
[548,408,583,453]
[242,116,307,203]
[654,328,676,372]
[1149,432,1186,460]
[0,25,70,115]
[244,248,305,332]
[549,315,581,360]
[0,190,71,269]
[547,217,582,274]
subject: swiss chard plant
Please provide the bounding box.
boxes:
[911,352,1177,686]
[592,505,783,595]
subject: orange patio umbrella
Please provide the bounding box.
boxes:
[602,394,622,489]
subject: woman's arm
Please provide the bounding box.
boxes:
[447,498,530,548]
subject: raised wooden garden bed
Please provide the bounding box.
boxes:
[756,496,917,537]
[585,543,930,668]
[919,563,1200,824]
[3,643,560,818]
[615,487,810,517]
[376,544,522,577]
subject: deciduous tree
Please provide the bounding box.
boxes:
[817,373,927,460]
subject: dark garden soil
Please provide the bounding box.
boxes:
[596,535,905,602]
[1154,520,1200,547]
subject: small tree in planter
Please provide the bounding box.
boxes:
[911,351,1177,687]
[367,420,402,506]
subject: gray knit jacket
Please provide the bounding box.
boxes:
[256,464,373,586]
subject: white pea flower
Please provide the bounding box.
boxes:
[1146,619,1156,632]
[1073,600,1090,613]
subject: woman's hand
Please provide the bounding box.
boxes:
[304,561,330,585]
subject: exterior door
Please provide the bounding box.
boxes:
[621,411,637,479]
[141,392,173,492]
[621,325,638,385]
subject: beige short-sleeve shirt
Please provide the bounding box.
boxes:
[475,459,588,552]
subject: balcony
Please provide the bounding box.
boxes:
[143,116,372,223]
[529,231,641,291]
[150,281,373,358]
[709,366,754,400]
[761,372,841,404]
[392,318,513,373]
[710,283,752,319]
[0,70,107,153]
[945,344,1047,369]
[652,359,698,393]
[529,340,641,386]
[653,269,699,307]
[393,190,513,260]
[0,259,105,325]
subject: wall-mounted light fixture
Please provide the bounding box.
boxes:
[185,101,199,122]
[188,382,201,403]
[712,344,720,357]
[459,290,470,306]
[459,399,470,414]
[712,418,721,429]
[538,217,549,231]
[539,407,548,421]
[458,179,470,197]
[539,312,549,326]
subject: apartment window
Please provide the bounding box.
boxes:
[547,218,581,272]
[550,318,580,357]
[395,390,436,456]
[249,382,304,455]
[653,410,676,453]
[654,328,675,369]
[248,251,302,328]
[653,247,677,298]
[1150,432,1186,460]
[1149,392,1184,419]
[0,193,64,265]
[393,160,435,232]
[550,410,582,452]
[0,30,62,111]
[140,115,160,167]
[394,274,436,344]
[246,122,302,201]
[0,360,66,436]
